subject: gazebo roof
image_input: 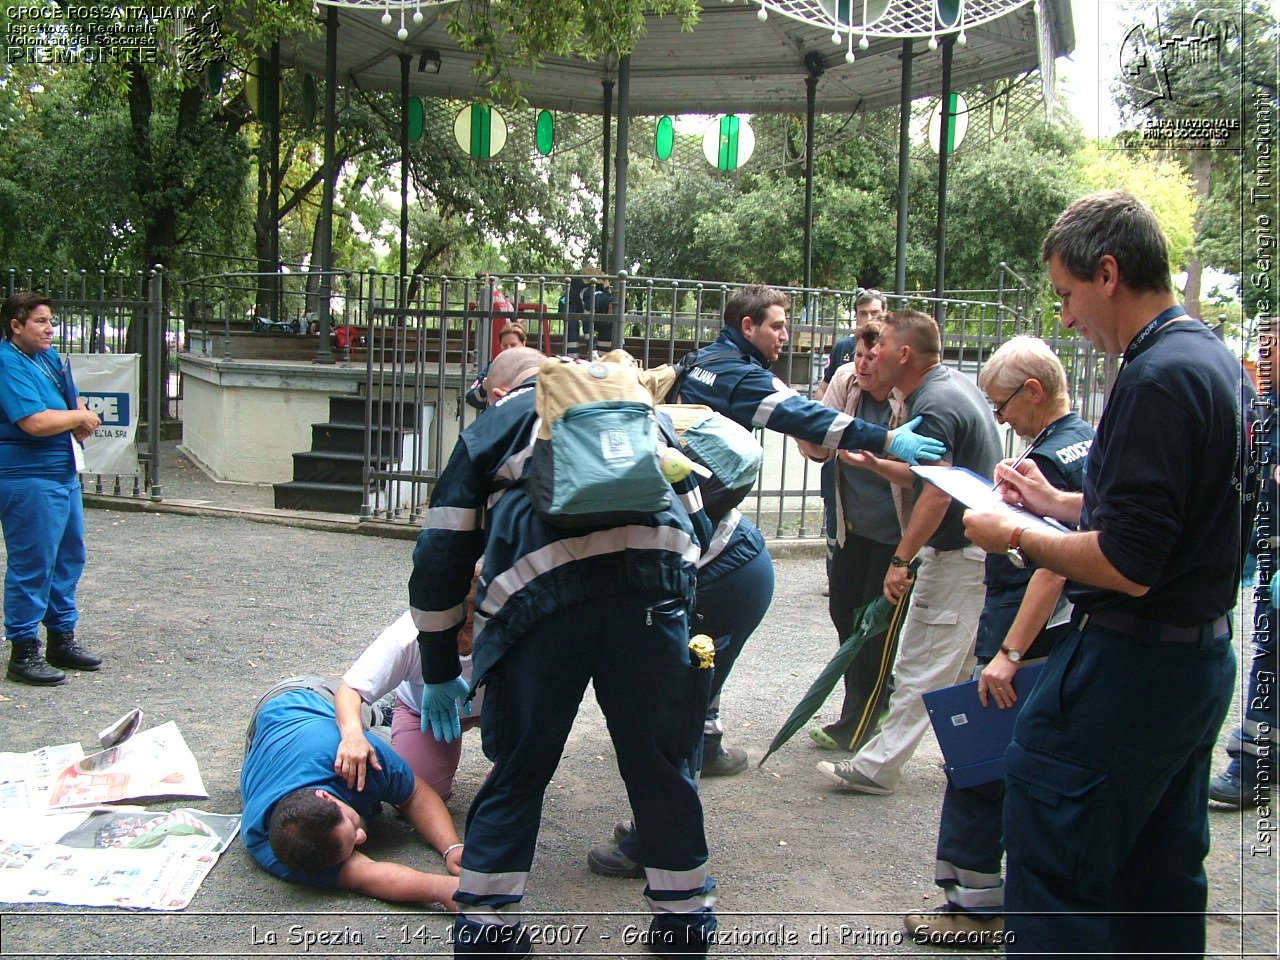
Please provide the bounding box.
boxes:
[279,0,1075,116]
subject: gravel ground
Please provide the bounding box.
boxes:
[0,507,1274,958]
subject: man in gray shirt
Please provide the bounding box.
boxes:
[818,309,1001,794]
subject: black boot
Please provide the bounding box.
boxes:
[6,641,67,685]
[45,630,102,671]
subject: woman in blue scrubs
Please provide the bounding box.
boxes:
[0,292,103,685]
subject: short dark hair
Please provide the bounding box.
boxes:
[882,310,941,358]
[723,284,790,333]
[1,292,52,341]
[1042,190,1172,294]
[268,788,346,874]
[856,319,882,351]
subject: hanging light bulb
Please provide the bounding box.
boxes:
[757,1,767,21]
[928,35,938,51]
[831,30,841,45]
[311,1,319,15]
[398,26,408,40]
[859,34,870,50]
[413,3,423,24]
[381,5,391,28]
[845,28,855,63]
[957,30,968,46]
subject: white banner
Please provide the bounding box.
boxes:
[70,353,140,477]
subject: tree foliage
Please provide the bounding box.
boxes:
[1111,0,1279,317]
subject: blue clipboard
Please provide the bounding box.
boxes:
[924,661,1045,789]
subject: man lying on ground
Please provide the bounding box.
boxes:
[240,675,461,908]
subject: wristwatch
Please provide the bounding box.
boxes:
[889,555,913,569]
[1000,646,1024,664]
[1006,527,1028,570]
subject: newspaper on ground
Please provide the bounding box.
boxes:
[0,743,86,814]
[48,720,208,809]
[2,717,206,813]
[0,807,241,910]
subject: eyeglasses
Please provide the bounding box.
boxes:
[992,381,1027,418]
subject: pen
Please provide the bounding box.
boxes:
[993,423,1053,492]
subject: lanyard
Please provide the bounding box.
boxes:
[1121,305,1186,369]
[5,342,66,400]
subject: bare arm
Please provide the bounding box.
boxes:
[839,449,915,488]
[336,850,459,909]
[17,406,99,439]
[883,479,951,603]
[962,510,1148,598]
[978,568,1067,709]
[333,681,381,792]
[399,776,464,875]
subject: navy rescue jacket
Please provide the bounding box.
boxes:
[409,375,711,690]
[675,326,891,454]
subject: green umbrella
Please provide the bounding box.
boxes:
[758,581,915,768]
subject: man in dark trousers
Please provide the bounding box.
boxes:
[410,347,718,957]
[964,190,1243,956]
[670,284,944,773]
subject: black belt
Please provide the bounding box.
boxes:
[1074,609,1230,644]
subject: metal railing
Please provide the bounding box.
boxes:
[21,262,1104,530]
[348,269,1080,534]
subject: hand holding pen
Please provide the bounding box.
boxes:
[992,424,1053,494]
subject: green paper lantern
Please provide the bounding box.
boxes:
[454,103,507,159]
[408,97,425,143]
[655,116,674,162]
[535,110,555,156]
[206,61,223,96]
[702,115,755,172]
[928,92,969,156]
[936,0,962,29]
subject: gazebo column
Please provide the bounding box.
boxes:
[894,39,913,298]
[601,78,614,273]
[933,35,955,325]
[314,6,338,363]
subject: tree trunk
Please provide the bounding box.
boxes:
[1182,150,1213,320]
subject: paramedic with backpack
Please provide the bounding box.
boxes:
[588,407,775,877]
[409,347,718,956]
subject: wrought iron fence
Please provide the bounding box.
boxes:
[32,261,1106,530]
[346,269,1092,535]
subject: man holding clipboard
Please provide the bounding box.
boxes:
[963,192,1242,956]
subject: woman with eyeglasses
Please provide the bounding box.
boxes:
[0,292,103,686]
[907,335,1094,944]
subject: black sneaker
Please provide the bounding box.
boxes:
[1208,767,1267,807]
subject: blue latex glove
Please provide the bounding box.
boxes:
[885,416,946,465]
[420,677,472,743]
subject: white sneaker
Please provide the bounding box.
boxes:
[816,760,894,795]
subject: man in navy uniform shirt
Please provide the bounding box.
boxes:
[964,191,1243,956]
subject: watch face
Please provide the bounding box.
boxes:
[1003,648,1022,662]
[1007,548,1027,570]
